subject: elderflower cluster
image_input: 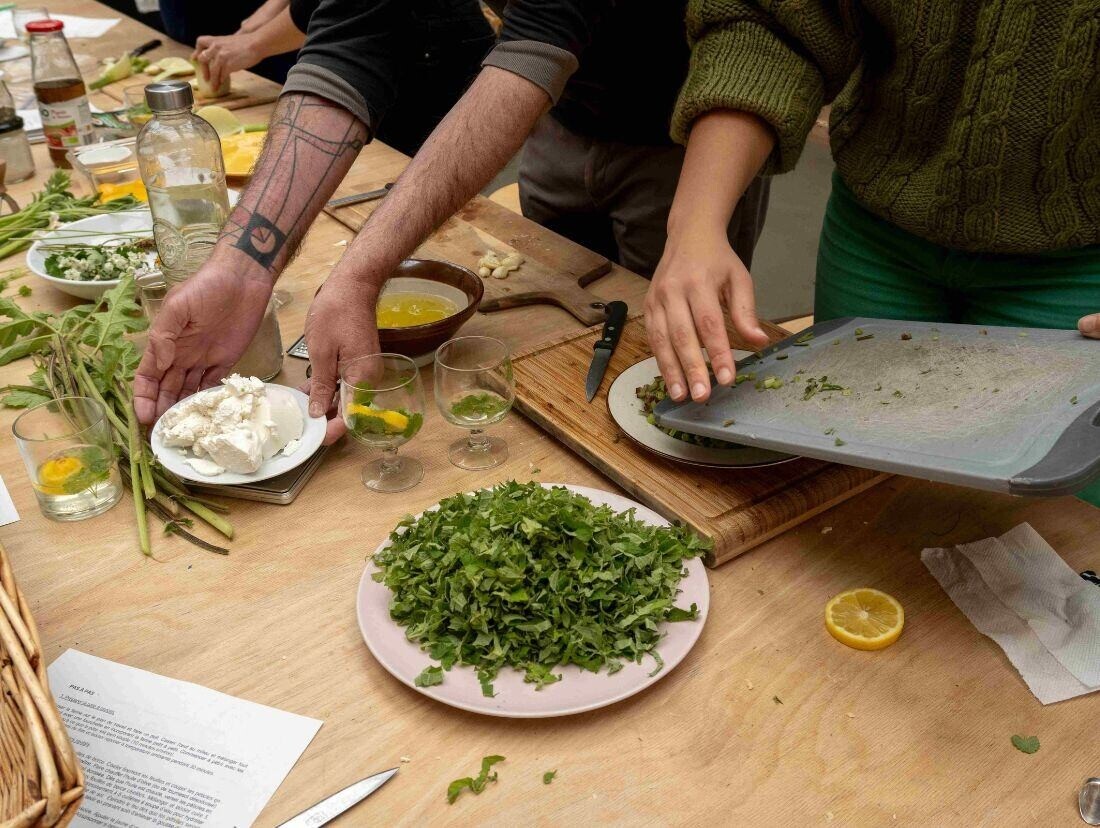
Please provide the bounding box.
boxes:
[45,245,149,283]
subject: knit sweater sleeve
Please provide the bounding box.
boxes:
[672,0,862,173]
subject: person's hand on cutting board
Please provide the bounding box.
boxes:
[645,111,776,403]
[1079,314,1100,339]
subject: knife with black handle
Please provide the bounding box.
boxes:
[585,300,629,402]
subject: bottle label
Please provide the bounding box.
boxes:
[38,96,94,150]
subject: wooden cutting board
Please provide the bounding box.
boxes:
[512,317,889,566]
[99,73,280,113]
[323,170,613,326]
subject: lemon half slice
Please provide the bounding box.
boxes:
[825,588,904,650]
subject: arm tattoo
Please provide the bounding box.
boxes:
[220,95,367,273]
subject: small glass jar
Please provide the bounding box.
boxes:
[0,113,35,183]
[69,138,147,202]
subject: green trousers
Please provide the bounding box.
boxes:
[814,172,1100,505]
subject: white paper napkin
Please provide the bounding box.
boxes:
[0,14,120,40]
[922,523,1100,704]
[0,474,18,526]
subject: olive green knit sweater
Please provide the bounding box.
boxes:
[672,0,1100,254]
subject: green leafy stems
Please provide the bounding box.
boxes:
[447,755,505,804]
[0,276,233,556]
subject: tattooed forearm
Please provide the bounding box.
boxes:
[217,93,367,275]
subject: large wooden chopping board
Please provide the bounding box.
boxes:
[99,73,280,113]
[512,317,889,566]
[323,163,613,326]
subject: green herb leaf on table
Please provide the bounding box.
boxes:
[414,665,445,687]
[447,755,505,804]
[1011,734,1040,754]
[373,482,707,692]
[543,770,557,785]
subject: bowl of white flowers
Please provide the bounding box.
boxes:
[27,210,157,301]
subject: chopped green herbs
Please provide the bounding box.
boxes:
[823,427,836,435]
[637,377,741,449]
[854,328,863,336]
[374,482,707,690]
[775,353,789,360]
[793,331,814,346]
[856,333,874,341]
[834,437,846,447]
[447,755,505,804]
[733,372,757,385]
[17,284,30,297]
[414,665,444,687]
[802,375,846,401]
[1011,735,1040,754]
[757,376,783,390]
[543,770,557,785]
[450,392,510,420]
[1071,396,1079,405]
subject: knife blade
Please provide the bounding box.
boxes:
[326,184,393,209]
[585,300,628,402]
[276,768,398,827]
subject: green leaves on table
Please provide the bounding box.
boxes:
[1011,734,1040,754]
[543,770,557,785]
[447,755,505,804]
[373,481,707,692]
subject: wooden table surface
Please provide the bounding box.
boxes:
[2,3,1099,826]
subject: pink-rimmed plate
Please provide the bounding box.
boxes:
[356,483,709,718]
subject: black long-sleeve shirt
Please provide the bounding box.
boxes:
[284,0,493,152]
[284,0,689,148]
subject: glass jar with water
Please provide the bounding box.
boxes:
[135,80,283,380]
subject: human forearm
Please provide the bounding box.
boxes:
[330,67,550,292]
[250,8,305,60]
[238,0,288,33]
[667,110,775,242]
[214,93,367,281]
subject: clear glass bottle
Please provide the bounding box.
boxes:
[27,19,93,168]
[136,80,284,380]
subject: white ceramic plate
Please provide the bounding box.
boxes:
[357,483,709,718]
[27,210,156,301]
[608,355,795,468]
[150,384,326,485]
[27,191,240,301]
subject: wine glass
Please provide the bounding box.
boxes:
[340,353,425,492]
[434,336,514,470]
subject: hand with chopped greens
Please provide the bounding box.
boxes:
[374,481,707,694]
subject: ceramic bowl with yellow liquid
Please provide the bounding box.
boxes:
[376,259,484,365]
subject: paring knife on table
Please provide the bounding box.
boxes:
[585,301,629,402]
[276,767,398,827]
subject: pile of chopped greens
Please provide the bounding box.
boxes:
[375,481,707,695]
[636,376,742,449]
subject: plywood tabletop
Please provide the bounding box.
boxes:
[1,3,1098,826]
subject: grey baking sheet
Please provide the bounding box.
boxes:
[654,318,1100,496]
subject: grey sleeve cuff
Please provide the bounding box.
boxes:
[281,63,373,136]
[481,40,579,104]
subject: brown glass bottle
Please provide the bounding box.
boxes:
[28,20,94,168]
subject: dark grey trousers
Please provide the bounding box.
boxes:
[518,113,771,279]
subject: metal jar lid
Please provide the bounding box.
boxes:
[144,80,194,113]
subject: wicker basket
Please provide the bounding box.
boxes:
[0,539,83,827]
